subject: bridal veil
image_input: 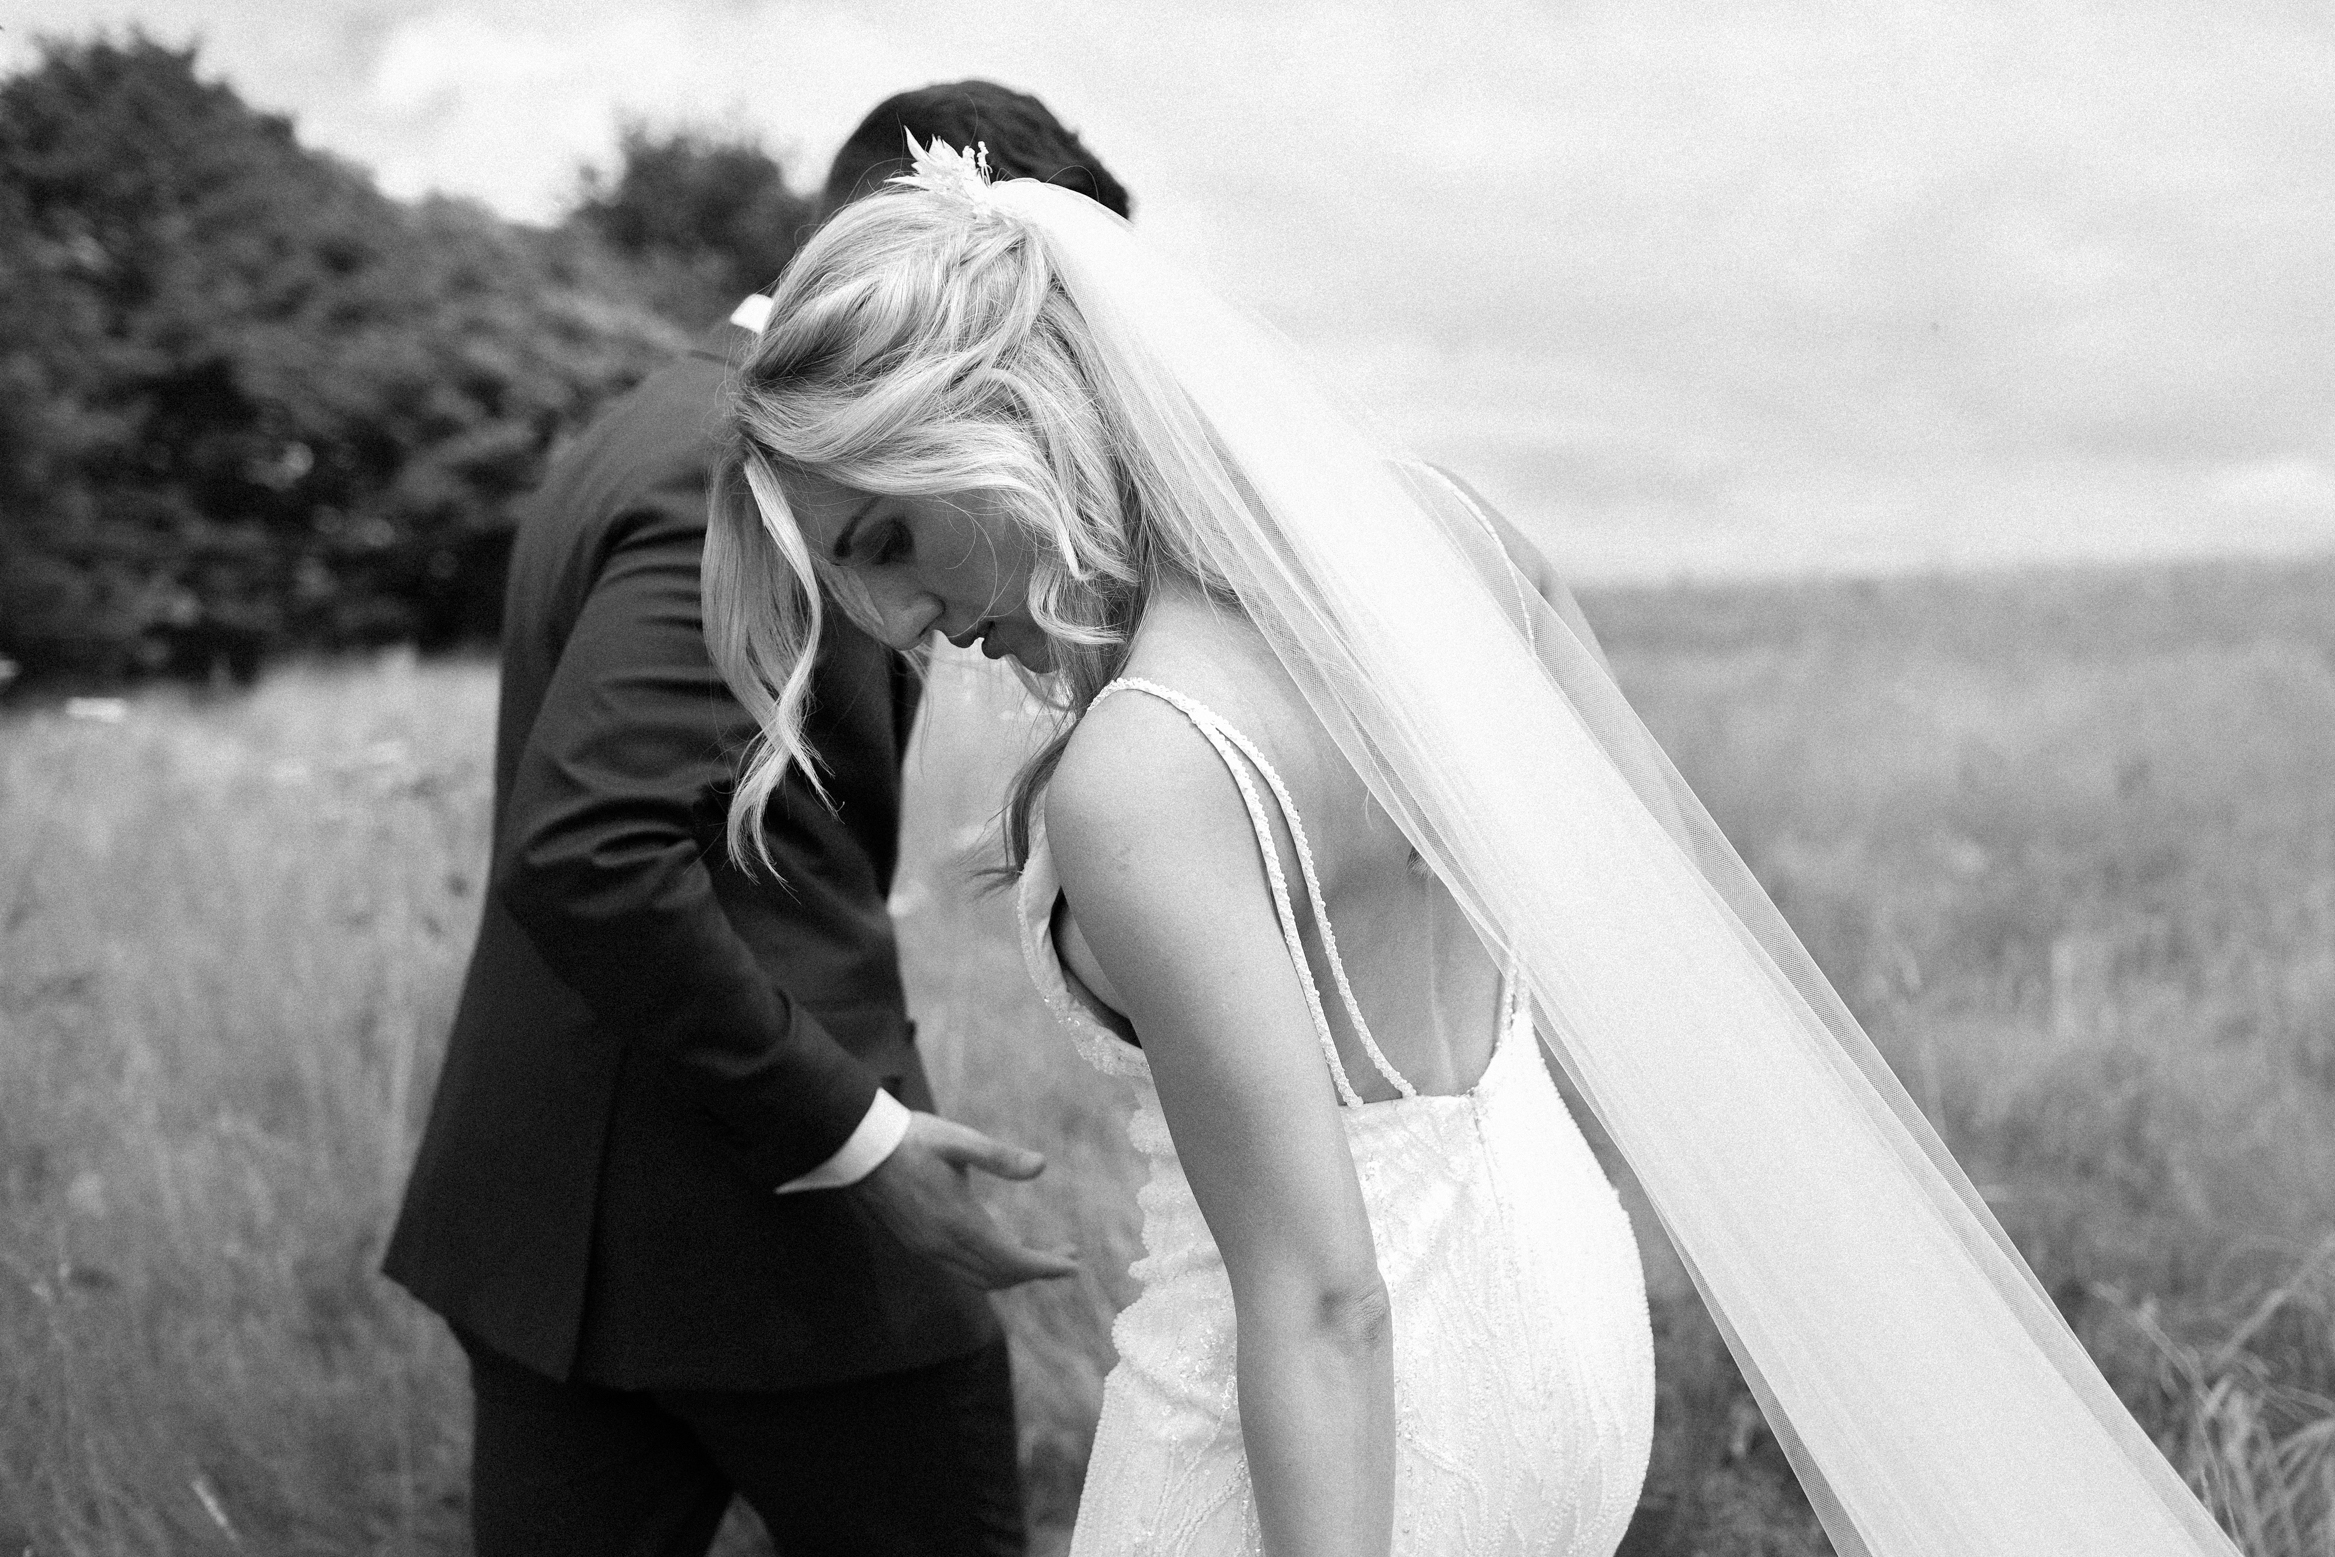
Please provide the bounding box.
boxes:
[977,176,2238,1557]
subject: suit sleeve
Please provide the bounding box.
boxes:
[492,484,884,1188]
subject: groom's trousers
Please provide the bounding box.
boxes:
[460,1330,1023,1556]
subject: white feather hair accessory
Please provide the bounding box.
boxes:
[889,132,997,209]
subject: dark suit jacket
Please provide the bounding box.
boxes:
[383,333,997,1390]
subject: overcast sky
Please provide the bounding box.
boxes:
[9,1,2332,579]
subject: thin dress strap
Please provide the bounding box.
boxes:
[1093,676,1418,1105]
[1417,464,1538,1049]
[1415,463,1537,655]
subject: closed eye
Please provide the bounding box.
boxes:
[866,521,911,566]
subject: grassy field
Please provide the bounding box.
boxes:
[3,554,2332,1554]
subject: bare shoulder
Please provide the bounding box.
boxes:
[1117,591,1330,768]
[1048,682,1231,842]
[1046,691,1248,893]
[1046,590,1325,896]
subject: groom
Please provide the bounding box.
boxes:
[385,85,1131,1557]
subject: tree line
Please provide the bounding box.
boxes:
[0,35,814,687]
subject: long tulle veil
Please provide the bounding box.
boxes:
[984,178,2239,1557]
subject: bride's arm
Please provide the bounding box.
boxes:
[1420,462,1615,675]
[1048,699,1394,1557]
[1426,463,1696,849]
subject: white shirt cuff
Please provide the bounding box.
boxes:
[773,1088,911,1194]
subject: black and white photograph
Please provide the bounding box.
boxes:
[1,4,2330,1555]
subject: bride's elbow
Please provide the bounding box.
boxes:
[1308,1276,1394,1356]
[1234,1253,1394,1356]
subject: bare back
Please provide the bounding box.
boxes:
[1052,584,1503,1102]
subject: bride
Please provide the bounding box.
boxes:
[704,140,2242,1557]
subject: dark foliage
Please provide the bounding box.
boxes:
[574,120,816,330]
[0,36,685,685]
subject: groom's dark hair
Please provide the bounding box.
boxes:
[821,81,1132,222]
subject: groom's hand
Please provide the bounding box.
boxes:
[852,1111,1080,1290]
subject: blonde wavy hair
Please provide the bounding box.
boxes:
[706,182,1222,875]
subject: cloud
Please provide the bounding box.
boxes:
[2214,457,2335,512]
[10,0,2333,575]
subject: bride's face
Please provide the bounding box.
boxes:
[781,469,1055,671]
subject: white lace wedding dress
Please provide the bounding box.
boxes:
[1017,679,1657,1556]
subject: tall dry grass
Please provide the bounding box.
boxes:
[0,650,491,1551]
[1,556,2330,1555]
[1587,558,2335,1552]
